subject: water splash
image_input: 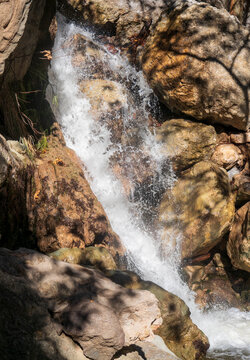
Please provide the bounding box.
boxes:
[48,16,250,360]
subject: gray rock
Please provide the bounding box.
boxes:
[0,248,162,360]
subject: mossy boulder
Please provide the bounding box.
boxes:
[48,246,117,271]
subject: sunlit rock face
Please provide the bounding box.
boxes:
[106,269,209,360]
[158,161,235,260]
[28,124,125,260]
[142,1,250,131]
[227,201,250,272]
[154,118,217,172]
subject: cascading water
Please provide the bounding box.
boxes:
[48,16,250,360]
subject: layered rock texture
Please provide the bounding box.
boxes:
[142,1,250,130]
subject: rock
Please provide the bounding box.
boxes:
[0,135,18,187]
[0,269,88,360]
[224,0,249,24]
[231,169,250,206]
[227,202,250,272]
[0,0,46,83]
[0,134,32,249]
[28,123,124,260]
[69,33,160,203]
[0,248,162,360]
[141,1,250,130]
[55,300,124,360]
[79,79,128,139]
[48,246,117,271]
[158,161,235,260]
[155,118,217,172]
[211,143,244,170]
[230,132,250,144]
[182,252,247,309]
[58,0,165,50]
[106,270,209,360]
[0,0,56,139]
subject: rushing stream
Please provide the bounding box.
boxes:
[48,16,250,360]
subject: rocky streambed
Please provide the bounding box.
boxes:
[0,0,250,360]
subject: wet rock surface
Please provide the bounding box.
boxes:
[57,0,165,53]
[183,252,249,310]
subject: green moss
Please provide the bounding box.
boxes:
[36,134,48,152]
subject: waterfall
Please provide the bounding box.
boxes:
[48,16,250,360]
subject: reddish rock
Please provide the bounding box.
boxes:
[28,123,124,259]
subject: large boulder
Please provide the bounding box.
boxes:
[141,1,250,130]
[158,161,235,260]
[0,0,46,83]
[0,268,89,360]
[155,118,217,172]
[106,270,209,360]
[227,202,250,272]
[0,248,162,360]
[28,123,124,260]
